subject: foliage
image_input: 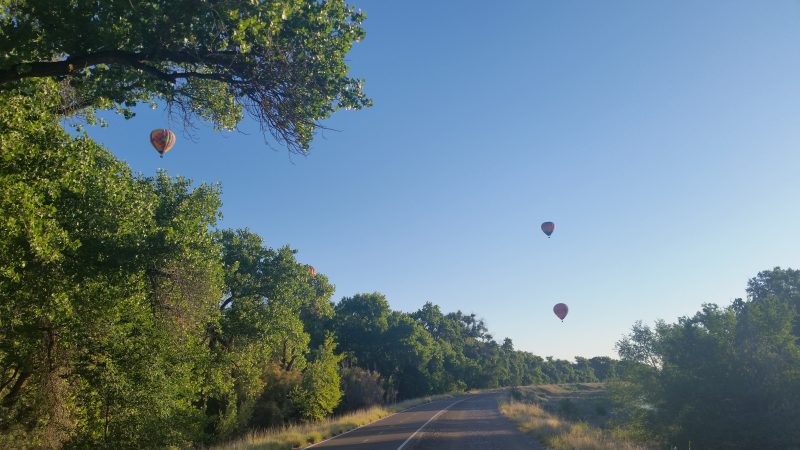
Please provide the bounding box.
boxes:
[292,335,343,422]
[206,228,335,436]
[0,80,224,448]
[337,366,385,412]
[500,385,646,450]
[615,267,800,449]
[0,0,371,152]
[210,393,457,450]
[330,297,609,403]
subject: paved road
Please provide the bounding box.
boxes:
[307,393,542,450]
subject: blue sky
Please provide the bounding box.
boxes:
[87,0,800,359]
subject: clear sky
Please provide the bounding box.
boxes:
[86,0,800,360]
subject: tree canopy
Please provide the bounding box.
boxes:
[615,268,800,449]
[0,0,371,152]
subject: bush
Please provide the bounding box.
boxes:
[558,398,576,419]
[337,366,386,413]
[292,336,344,422]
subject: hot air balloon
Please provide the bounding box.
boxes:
[541,221,555,238]
[308,265,317,277]
[553,303,568,321]
[150,129,176,158]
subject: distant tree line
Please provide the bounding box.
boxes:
[615,267,800,450]
[0,82,618,449]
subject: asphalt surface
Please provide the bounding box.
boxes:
[307,392,542,450]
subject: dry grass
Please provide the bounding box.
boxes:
[210,394,456,450]
[537,384,569,395]
[500,384,650,450]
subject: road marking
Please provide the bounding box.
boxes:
[396,398,466,450]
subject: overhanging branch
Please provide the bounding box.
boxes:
[0,49,240,85]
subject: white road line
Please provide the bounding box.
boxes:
[396,398,466,450]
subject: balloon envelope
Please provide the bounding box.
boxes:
[541,221,555,237]
[553,303,568,321]
[150,129,176,157]
[308,265,317,277]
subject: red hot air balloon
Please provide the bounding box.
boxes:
[553,303,568,321]
[541,221,555,238]
[308,265,317,277]
[150,129,176,158]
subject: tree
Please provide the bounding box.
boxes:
[615,269,800,449]
[747,267,800,336]
[207,229,334,435]
[588,356,617,381]
[746,267,800,305]
[615,320,664,370]
[382,312,435,399]
[0,81,225,448]
[573,357,597,382]
[0,0,371,152]
[411,302,446,338]
[734,292,800,448]
[292,335,343,422]
[333,293,390,370]
[541,357,577,384]
[519,354,547,385]
[336,366,384,412]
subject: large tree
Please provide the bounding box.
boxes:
[0,81,225,448]
[207,228,335,435]
[0,0,370,152]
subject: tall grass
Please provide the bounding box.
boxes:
[210,394,456,450]
[500,400,646,450]
[500,385,650,450]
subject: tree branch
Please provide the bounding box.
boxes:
[0,49,240,85]
[1,368,31,408]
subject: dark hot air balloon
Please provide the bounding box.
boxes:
[541,221,555,238]
[553,303,568,321]
[150,129,176,158]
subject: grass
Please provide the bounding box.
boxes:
[209,393,457,450]
[500,384,651,450]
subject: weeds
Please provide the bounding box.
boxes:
[500,385,650,450]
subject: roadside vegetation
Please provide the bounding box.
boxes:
[502,268,800,450]
[500,384,648,450]
[613,268,800,449]
[211,394,456,450]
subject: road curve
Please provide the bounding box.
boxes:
[307,392,542,450]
